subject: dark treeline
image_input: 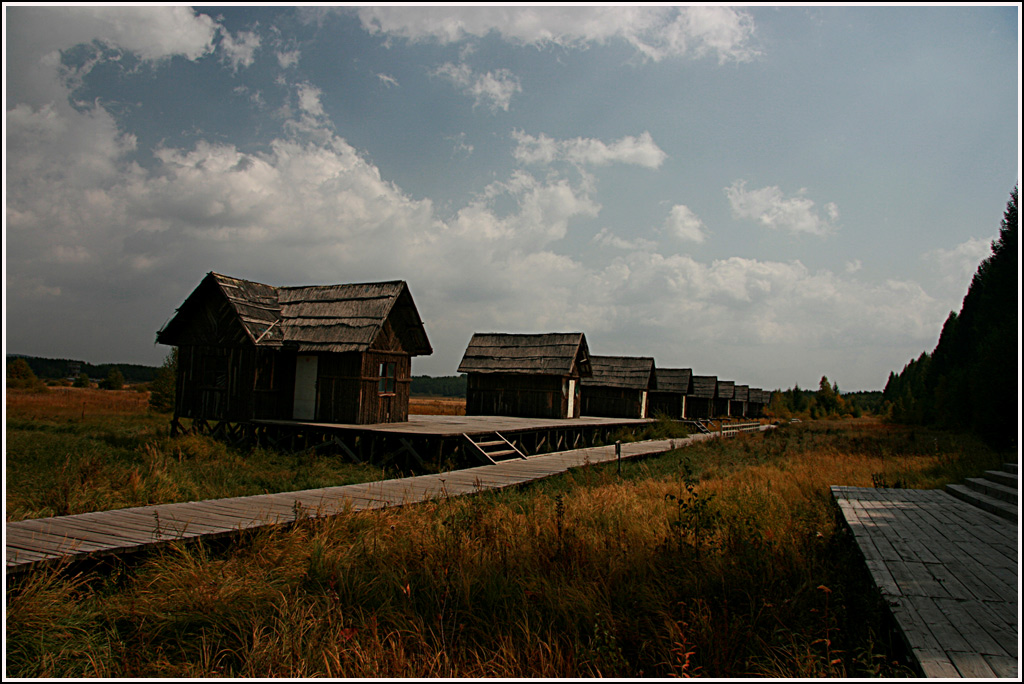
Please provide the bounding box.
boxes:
[766,376,878,420]
[10,355,160,384]
[882,187,1017,449]
[410,374,467,397]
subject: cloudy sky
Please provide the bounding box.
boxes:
[4,5,1020,391]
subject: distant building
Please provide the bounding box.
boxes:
[714,380,736,417]
[647,368,692,419]
[580,355,657,419]
[686,375,717,419]
[458,332,592,419]
[731,385,749,418]
[156,272,432,426]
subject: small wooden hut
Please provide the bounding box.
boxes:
[580,355,657,419]
[731,385,749,418]
[715,380,735,417]
[747,388,763,417]
[647,368,692,419]
[458,333,592,419]
[156,272,432,426]
[686,375,717,419]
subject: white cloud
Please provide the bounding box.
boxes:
[296,83,326,117]
[433,62,521,112]
[220,29,261,70]
[725,180,838,236]
[277,50,300,69]
[924,237,992,291]
[377,72,399,87]
[4,91,951,386]
[513,131,666,169]
[593,228,657,252]
[355,6,758,63]
[6,6,219,107]
[663,204,708,243]
[845,259,863,274]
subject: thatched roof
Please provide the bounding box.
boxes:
[748,388,763,404]
[653,368,692,394]
[716,380,735,400]
[690,375,718,398]
[457,332,591,377]
[733,385,749,402]
[157,272,432,355]
[581,355,656,390]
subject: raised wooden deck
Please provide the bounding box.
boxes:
[831,485,1018,678]
[7,429,747,576]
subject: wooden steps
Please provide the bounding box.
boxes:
[462,432,526,464]
[945,463,1018,522]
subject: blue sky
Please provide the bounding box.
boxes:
[4,5,1020,391]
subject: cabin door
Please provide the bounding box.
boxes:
[566,379,576,418]
[293,355,318,420]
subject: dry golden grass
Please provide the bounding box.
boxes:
[6,387,150,420]
[6,414,1007,678]
[409,397,466,415]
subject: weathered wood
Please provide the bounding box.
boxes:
[831,484,1017,678]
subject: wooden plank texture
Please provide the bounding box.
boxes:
[831,485,1017,678]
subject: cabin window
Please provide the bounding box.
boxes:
[378,361,396,394]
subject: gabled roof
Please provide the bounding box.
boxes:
[748,388,764,404]
[733,385,749,402]
[653,368,692,394]
[689,375,718,398]
[157,272,432,355]
[716,380,735,400]
[581,355,656,390]
[457,332,591,377]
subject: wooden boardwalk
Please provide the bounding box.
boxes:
[7,430,743,575]
[831,485,1018,678]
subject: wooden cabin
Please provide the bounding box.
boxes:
[747,388,763,417]
[748,388,769,418]
[715,380,735,417]
[731,385,749,418]
[156,272,432,425]
[580,355,657,419]
[686,375,717,419]
[647,368,692,419]
[458,332,592,419]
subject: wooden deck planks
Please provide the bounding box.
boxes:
[831,485,1018,679]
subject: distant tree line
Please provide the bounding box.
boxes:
[765,376,872,420]
[9,355,159,384]
[410,374,467,397]
[882,187,1017,449]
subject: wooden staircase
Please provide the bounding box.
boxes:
[945,462,1018,521]
[685,420,713,435]
[462,432,526,464]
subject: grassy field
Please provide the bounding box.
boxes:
[408,396,465,415]
[5,388,392,522]
[5,390,1010,678]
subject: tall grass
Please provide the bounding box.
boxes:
[5,389,390,521]
[6,418,1008,677]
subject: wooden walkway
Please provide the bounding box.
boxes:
[6,430,745,575]
[831,485,1018,678]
